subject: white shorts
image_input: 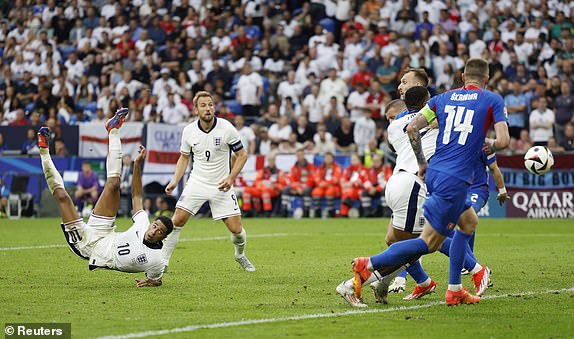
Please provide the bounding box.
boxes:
[176,177,241,220]
[385,171,427,234]
[61,214,116,263]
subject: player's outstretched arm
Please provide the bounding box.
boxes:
[131,145,146,212]
[406,112,431,179]
[219,148,247,192]
[489,161,509,205]
[166,153,191,195]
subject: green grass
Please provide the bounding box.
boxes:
[1,218,573,338]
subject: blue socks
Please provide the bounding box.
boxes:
[468,232,475,251]
[370,238,429,270]
[405,260,429,284]
[397,269,408,279]
[439,237,478,271]
[449,230,472,285]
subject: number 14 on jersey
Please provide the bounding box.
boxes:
[443,105,475,145]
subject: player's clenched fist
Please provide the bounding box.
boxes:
[165,180,177,195]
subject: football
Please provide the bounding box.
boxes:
[524,146,554,175]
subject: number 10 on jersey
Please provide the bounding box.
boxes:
[443,105,475,145]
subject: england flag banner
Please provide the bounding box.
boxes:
[144,123,185,186]
[79,122,143,157]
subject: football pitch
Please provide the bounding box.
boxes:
[1,218,573,338]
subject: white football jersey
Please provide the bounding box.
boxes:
[90,210,164,280]
[388,111,438,175]
[180,117,243,184]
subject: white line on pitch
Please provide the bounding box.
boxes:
[0,233,290,251]
[95,287,574,339]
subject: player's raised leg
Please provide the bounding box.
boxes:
[223,215,255,272]
[91,108,129,218]
[38,127,78,224]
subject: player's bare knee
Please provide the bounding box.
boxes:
[106,177,121,192]
[53,189,69,204]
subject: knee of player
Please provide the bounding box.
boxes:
[106,178,121,192]
[53,189,69,203]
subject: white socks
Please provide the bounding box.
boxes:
[470,263,483,275]
[107,129,122,178]
[162,226,182,265]
[418,277,431,288]
[231,227,247,258]
[40,149,64,194]
[448,284,463,291]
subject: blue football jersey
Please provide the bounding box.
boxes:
[421,85,506,183]
[471,151,496,190]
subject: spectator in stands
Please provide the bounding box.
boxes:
[54,138,69,157]
[319,68,348,106]
[505,81,529,139]
[243,153,287,217]
[554,81,574,144]
[514,129,533,153]
[346,82,370,122]
[376,54,399,96]
[366,80,386,121]
[333,117,356,154]
[340,153,367,218]
[529,97,555,147]
[160,92,189,125]
[323,96,346,132]
[153,196,173,219]
[21,128,39,155]
[362,153,392,217]
[268,114,292,144]
[293,115,315,151]
[561,122,574,151]
[282,149,315,218]
[354,110,376,156]
[74,160,100,213]
[313,123,336,154]
[28,112,42,128]
[255,126,272,155]
[547,136,565,154]
[17,71,38,108]
[143,197,153,217]
[311,152,342,218]
[277,70,303,106]
[302,84,323,126]
[236,63,263,118]
[235,115,256,155]
[278,133,303,154]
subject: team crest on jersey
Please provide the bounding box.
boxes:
[214,136,222,147]
[136,254,148,264]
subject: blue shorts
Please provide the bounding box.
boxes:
[466,187,489,213]
[423,168,471,236]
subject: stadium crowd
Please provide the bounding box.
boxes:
[1,0,574,218]
[0,0,573,156]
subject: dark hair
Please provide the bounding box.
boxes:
[156,215,174,236]
[405,68,430,87]
[404,86,430,110]
[82,160,91,166]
